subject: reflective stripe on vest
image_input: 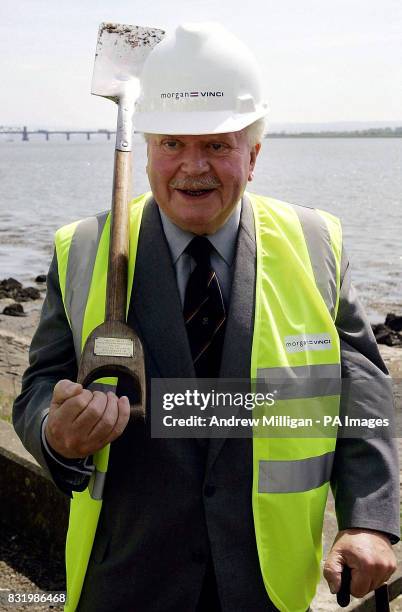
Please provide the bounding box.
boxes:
[291,204,341,319]
[55,191,342,612]
[258,451,334,494]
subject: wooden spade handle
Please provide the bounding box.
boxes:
[106,149,132,322]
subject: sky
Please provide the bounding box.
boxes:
[1,0,401,130]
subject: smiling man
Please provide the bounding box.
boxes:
[13,22,399,612]
[145,130,260,234]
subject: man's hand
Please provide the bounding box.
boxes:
[45,379,131,459]
[323,528,397,598]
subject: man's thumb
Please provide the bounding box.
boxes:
[52,379,82,406]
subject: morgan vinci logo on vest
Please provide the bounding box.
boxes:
[160,91,224,100]
[284,334,332,353]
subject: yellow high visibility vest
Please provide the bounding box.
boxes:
[55,192,342,612]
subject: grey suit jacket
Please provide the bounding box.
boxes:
[13,196,400,612]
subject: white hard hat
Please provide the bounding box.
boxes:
[134,22,268,135]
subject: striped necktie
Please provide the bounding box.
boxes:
[183,236,226,378]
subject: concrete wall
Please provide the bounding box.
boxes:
[0,420,68,560]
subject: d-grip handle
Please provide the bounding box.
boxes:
[336,566,390,611]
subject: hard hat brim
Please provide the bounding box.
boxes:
[134,107,268,135]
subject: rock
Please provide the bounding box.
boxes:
[372,323,390,341]
[0,279,41,302]
[2,303,26,317]
[372,323,402,347]
[17,287,41,301]
[0,278,22,290]
[390,334,402,347]
[372,314,402,347]
[385,312,402,332]
[35,274,47,283]
[0,278,23,299]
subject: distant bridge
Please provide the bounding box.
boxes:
[0,126,115,141]
[1,125,401,142]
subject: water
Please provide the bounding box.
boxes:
[0,135,401,321]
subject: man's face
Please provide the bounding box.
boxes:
[146,129,261,234]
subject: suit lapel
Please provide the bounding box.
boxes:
[206,195,256,472]
[127,198,195,380]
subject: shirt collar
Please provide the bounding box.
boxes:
[159,200,241,266]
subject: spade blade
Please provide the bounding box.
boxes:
[91,22,165,101]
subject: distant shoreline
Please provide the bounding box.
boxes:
[1,126,402,142]
[266,126,402,138]
[1,134,401,145]
[266,133,402,138]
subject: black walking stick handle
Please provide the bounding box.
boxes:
[375,584,390,612]
[337,565,352,607]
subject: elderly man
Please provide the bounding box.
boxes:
[13,22,399,612]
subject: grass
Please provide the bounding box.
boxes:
[0,389,15,423]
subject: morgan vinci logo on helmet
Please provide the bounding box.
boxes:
[160,91,224,100]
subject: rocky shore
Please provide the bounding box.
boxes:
[0,278,47,421]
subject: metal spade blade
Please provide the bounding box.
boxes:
[92,22,165,151]
[92,23,165,101]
